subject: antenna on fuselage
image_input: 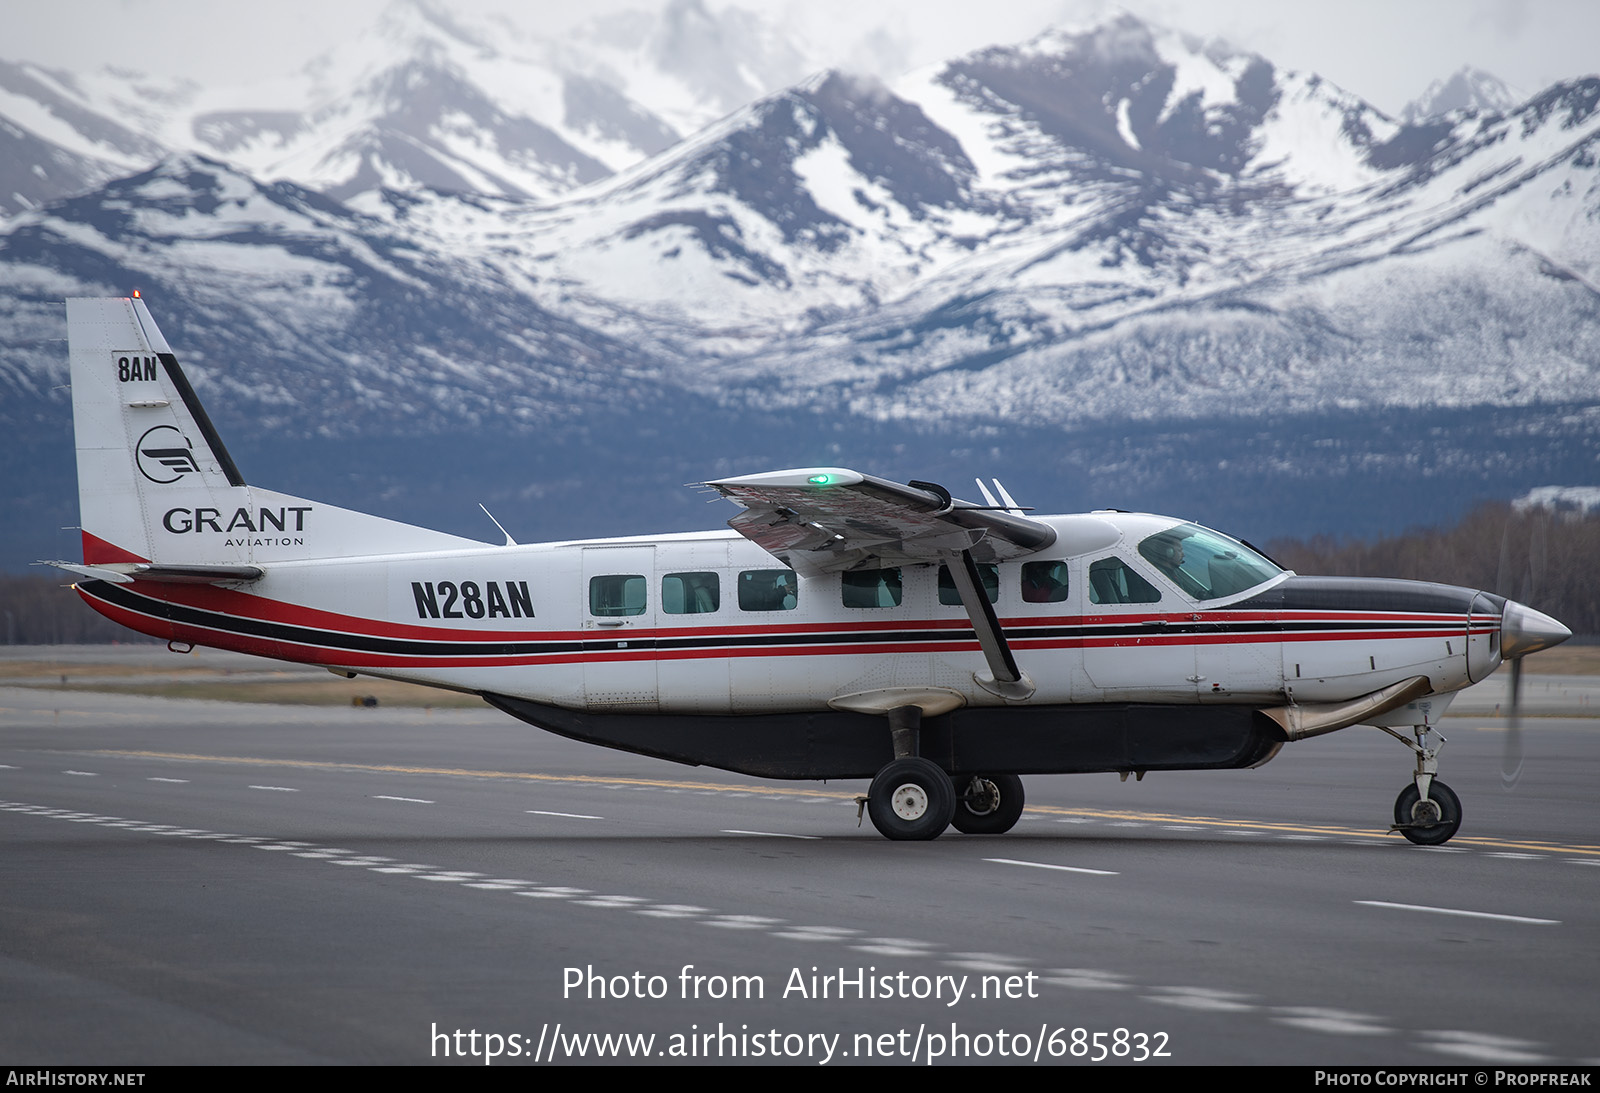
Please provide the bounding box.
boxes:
[975,478,1025,516]
[478,504,518,547]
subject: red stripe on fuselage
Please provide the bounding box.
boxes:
[128,581,1479,645]
[81,581,1485,672]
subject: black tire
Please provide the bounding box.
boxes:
[950,773,1026,835]
[867,757,955,841]
[1394,780,1463,846]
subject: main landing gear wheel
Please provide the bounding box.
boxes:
[950,773,1026,835]
[1393,780,1462,846]
[867,757,955,841]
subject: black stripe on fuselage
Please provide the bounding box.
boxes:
[81,579,1475,664]
[83,581,583,658]
[1234,576,1476,614]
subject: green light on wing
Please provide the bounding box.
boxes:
[807,473,834,485]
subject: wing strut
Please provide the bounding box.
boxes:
[941,548,1035,701]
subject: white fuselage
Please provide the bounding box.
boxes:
[86,511,1486,724]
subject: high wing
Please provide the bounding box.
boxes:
[703,468,1060,701]
[701,468,1057,576]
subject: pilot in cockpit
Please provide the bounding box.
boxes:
[1145,534,1208,599]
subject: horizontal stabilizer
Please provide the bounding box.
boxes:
[39,560,264,585]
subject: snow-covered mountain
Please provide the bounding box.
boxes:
[2,12,1597,569]
[0,0,833,215]
[1402,66,1522,123]
[427,17,1600,424]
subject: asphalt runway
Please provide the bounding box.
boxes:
[3,669,1598,1066]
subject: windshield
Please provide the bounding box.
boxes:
[1137,524,1282,602]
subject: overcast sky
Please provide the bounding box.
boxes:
[10,0,1600,116]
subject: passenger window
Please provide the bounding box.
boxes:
[590,574,646,616]
[937,563,998,605]
[738,569,798,611]
[662,572,719,614]
[1021,561,1070,603]
[1087,557,1161,605]
[842,568,903,608]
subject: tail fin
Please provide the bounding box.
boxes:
[66,297,480,566]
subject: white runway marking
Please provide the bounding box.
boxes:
[62,770,99,776]
[721,829,820,839]
[525,810,602,819]
[771,926,860,941]
[248,785,298,792]
[372,795,433,803]
[2,796,1581,1062]
[1271,1006,1389,1036]
[635,904,710,918]
[574,895,649,907]
[1420,1030,1550,1063]
[985,857,1118,876]
[1146,986,1256,1012]
[147,777,189,783]
[703,914,784,929]
[1039,969,1131,991]
[1355,901,1559,925]
[851,938,940,956]
[945,953,1032,973]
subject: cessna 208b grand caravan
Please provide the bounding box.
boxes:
[49,297,1571,842]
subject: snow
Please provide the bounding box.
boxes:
[1152,36,1239,126]
[1247,73,1388,193]
[0,83,144,167]
[891,65,1036,186]
[1515,486,1600,514]
[1115,98,1140,150]
[2,10,1597,446]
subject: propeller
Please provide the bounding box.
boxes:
[1503,654,1522,789]
[1496,510,1564,788]
[1497,599,1571,787]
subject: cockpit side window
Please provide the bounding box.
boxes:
[1137,524,1282,601]
[1087,557,1161,605]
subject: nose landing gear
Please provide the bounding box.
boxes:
[1379,724,1463,845]
[1393,780,1462,846]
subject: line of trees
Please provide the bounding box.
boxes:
[1266,502,1598,636]
[0,574,151,645]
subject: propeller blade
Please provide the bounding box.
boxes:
[1501,655,1523,789]
[1498,598,1569,791]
